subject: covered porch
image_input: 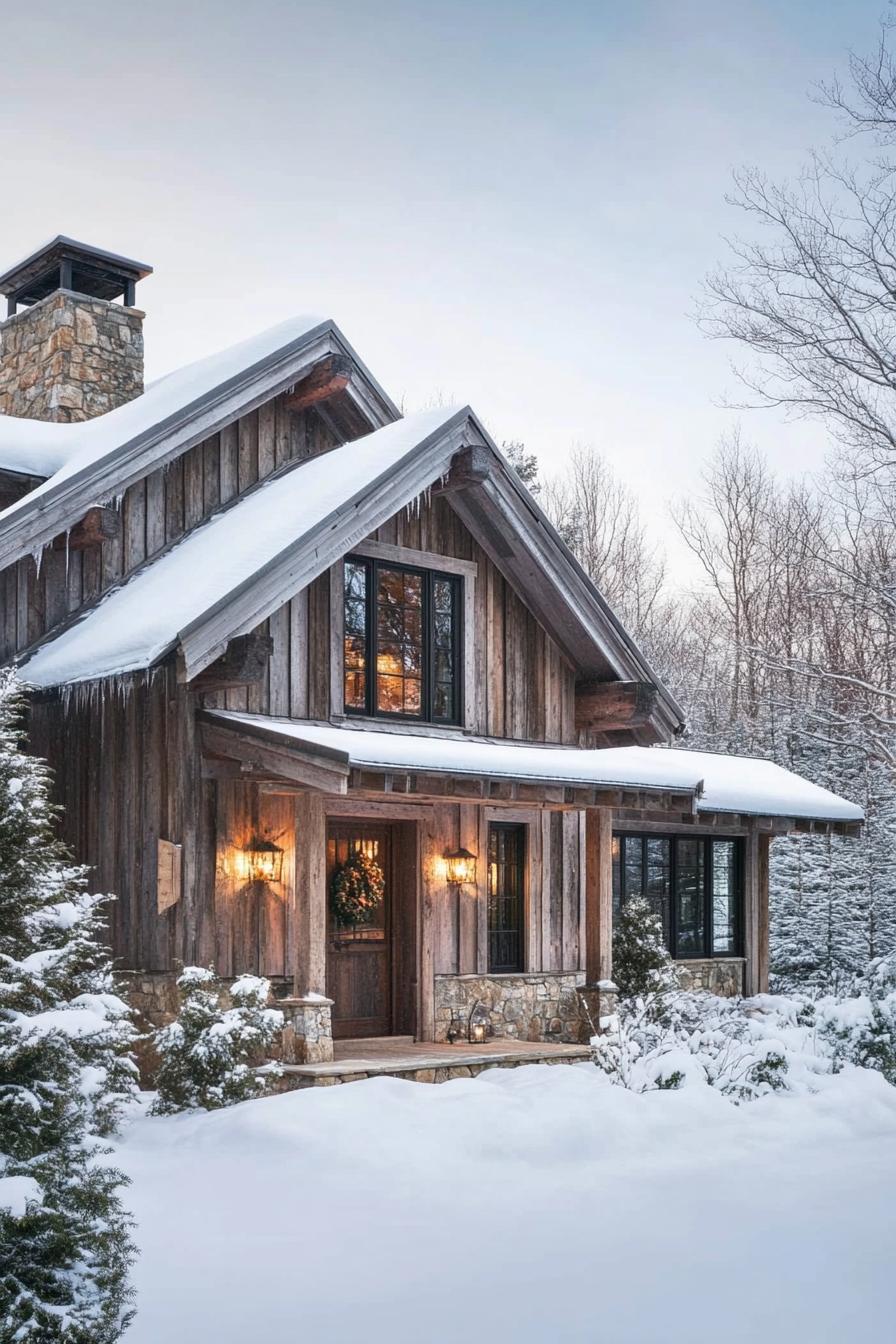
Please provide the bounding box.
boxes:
[199,709,864,1071]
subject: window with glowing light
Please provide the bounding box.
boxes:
[343,556,462,724]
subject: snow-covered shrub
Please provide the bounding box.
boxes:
[612,896,679,1000]
[152,966,283,1114]
[818,952,896,1085]
[0,671,137,1342]
[593,991,791,1101]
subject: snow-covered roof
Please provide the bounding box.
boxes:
[18,406,471,687]
[207,714,865,824]
[0,314,321,480]
[0,314,400,570]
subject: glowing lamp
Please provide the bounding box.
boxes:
[242,836,284,884]
[468,1000,491,1044]
[443,846,477,886]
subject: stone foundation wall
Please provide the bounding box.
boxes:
[0,290,144,422]
[434,972,592,1044]
[675,958,745,996]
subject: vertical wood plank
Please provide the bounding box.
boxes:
[584,807,614,984]
[219,424,239,503]
[561,811,580,970]
[743,825,761,997]
[758,833,770,994]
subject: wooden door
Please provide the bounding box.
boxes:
[326,823,393,1038]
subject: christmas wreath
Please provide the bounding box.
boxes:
[330,849,385,929]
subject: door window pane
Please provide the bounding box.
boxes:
[712,840,738,954]
[675,837,706,956]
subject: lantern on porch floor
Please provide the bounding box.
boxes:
[241,835,285,884]
[443,846,477,886]
[468,1000,491,1045]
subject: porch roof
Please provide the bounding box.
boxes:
[203,712,865,827]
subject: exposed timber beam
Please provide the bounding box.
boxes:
[575,679,659,737]
[283,354,352,412]
[199,720,349,793]
[432,444,492,495]
[52,505,121,552]
[191,633,273,692]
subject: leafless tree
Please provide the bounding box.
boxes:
[541,447,666,635]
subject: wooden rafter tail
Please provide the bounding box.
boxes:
[191,633,274,692]
[52,505,122,552]
[574,678,659,735]
[432,445,492,495]
[283,354,353,412]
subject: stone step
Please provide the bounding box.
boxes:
[276,1043,593,1090]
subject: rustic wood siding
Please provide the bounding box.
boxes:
[0,397,341,662]
[198,492,577,743]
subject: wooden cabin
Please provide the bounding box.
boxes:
[0,237,863,1076]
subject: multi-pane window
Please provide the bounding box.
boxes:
[488,823,525,973]
[343,556,462,724]
[612,833,742,959]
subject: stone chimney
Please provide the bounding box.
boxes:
[0,236,152,423]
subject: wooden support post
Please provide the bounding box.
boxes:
[584,807,614,985]
[757,832,771,994]
[743,825,761,997]
[293,791,326,997]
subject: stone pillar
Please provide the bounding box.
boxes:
[0,291,144,422]
[279,996,334,1064]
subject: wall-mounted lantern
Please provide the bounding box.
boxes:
[443,846,477,886]
[240,835,285,884]
[468,999,491,1044]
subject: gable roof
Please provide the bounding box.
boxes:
[204,712,866,826]
[0,314,399,568]
[17,398,685,739]
[18,406,480,686]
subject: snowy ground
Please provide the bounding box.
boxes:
[115,1063,895,1344]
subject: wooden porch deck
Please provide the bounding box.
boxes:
[278,1036,593,1089]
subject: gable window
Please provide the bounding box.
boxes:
[612,833,742,959]
[343,556,462,724]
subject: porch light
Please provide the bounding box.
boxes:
[468,1000,491,1044]
[241,836,284,884]
[443,846,477,886]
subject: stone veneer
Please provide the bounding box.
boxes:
[278,996,335,1064]
[434,972,594,1045]
[0,290,144,422]
[674,958,745,996]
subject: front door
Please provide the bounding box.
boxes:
[326,822,393,1038]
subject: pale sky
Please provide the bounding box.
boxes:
[0,0,884,577]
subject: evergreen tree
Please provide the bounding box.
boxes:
[613,897,679,1000]
[152,966,283,1114]
[0,671,137,1342]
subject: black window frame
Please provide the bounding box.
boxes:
[343,554,464,726]
[487,822,526,974]
[612,832,744,960]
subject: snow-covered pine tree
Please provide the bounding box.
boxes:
[152,966,283,1114]
[0,670,137,1343]
[612,896,679,1000]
